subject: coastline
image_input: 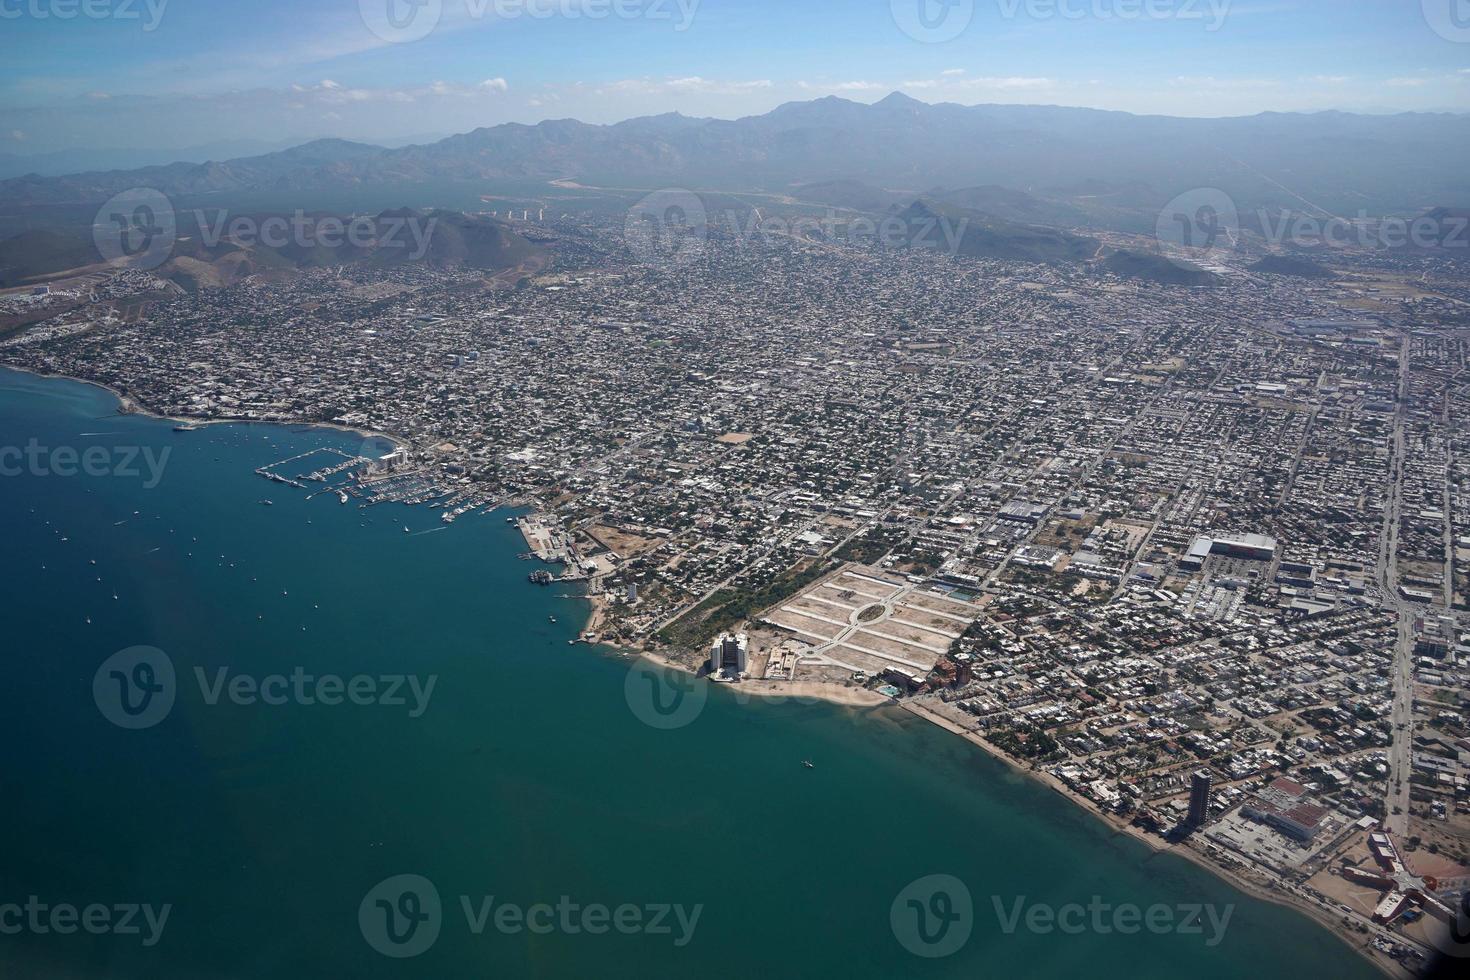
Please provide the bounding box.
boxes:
[1,361,1412,978]
[898,698,1408,980]
[0,363,412,454]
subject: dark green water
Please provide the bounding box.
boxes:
[0,367,1384,979]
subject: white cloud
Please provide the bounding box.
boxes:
[480,78,509,92]
[595,76,773,96]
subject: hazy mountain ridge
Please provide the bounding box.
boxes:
[4,95,1467,219]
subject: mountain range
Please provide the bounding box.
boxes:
[4,93,1467,221]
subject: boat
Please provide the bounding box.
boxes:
[801,760,814,769]
[403,527,411,534]
[549,615,558,624]
[259,499,273,506]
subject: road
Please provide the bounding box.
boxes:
[1380,337,1415,839]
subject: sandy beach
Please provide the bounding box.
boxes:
[2,360,1411,978]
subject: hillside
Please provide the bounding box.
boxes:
[899,200,1099,264]
[0,209,545,290]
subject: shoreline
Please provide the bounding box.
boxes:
[0,363,412,454]
[0,362,1412,977]
[899,698,1408,980]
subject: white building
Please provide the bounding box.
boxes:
[709,632,749,679]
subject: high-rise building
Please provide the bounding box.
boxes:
[1188,771,1214,828]
[709,632,749,678]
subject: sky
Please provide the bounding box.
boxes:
[1,0,1469,155]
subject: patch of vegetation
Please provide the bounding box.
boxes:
[657,559,837,650]
[832,525,904,564]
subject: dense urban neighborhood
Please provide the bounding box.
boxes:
[4,204,1469,975]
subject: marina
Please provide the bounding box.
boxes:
[0,367,1397,980]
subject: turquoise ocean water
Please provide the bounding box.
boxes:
[0,367,1385,979]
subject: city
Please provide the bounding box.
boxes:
[4,198,1467,974]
